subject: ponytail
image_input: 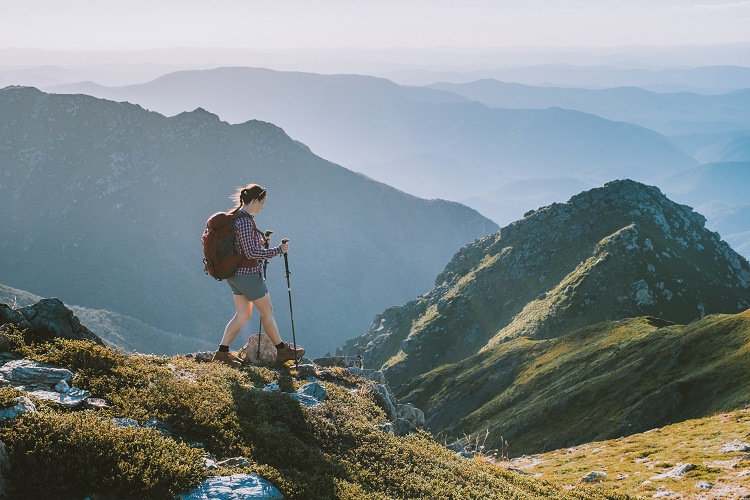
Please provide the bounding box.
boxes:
[229,184,266,213]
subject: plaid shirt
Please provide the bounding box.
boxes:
[233,210,282,275]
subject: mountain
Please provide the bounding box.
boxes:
[43,67,699,223]
[661,162,750,259]
[341,180,750,452]
[0,298,622,500]
[0,283,214,354]
[401,64,750,92]
[0,86,497,357]
[427,80,750,138]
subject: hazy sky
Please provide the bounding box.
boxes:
[3,0,750,51]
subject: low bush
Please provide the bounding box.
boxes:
[0,411,206,499]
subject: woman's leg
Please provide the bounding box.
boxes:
[220,294,253,347]
[251,293,282,345]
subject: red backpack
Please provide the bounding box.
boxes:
[202,212,259,280]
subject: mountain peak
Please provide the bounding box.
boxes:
[343,179,750,383]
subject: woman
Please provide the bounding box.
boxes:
[212,183,305,367]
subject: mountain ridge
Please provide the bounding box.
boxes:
[342,179,750,404]
[0,86,496,357]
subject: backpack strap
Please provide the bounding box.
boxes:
[232,211,263,268]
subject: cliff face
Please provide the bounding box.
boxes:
[343,180,750,386]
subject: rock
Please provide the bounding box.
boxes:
[376,418,417,437]
[237,334,276,366]
[371,384,398,420]
[696,481,713,489]
[312,356,360,368]
[0,298,103,345]
[396,403,425,429]
[295,382,326,406]
[0,359,73,387]
[262,382,280,393]
[0,396,36,421]
[144,418,172,437]
[55,379,70,393]
[720,440,750,453]
[188,351,216,363]
[651,462,695,479]
[578,471,608,483]
[295,363,319,379]
[82,398,110,410]
[112,417,140,428]
[176,473,283,500]
[27,387,91,408]
[217,457,250,468]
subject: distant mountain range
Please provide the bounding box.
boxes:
[341,180,750,453]
[427,79,750,138]
[43,67,699,225]
[0,86,496,357]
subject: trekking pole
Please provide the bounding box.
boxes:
[257,230,273,359]
[281,238,299,371]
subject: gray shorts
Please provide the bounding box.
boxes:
[227,273,269,301]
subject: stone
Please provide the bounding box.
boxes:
[237,334,276,366]
[720,440,750,453]
[112,417,140,428]
[0,396,36,421]
[0,359,73,387]
[176,473,283,500]
[371,384,398,420]
[651,462,695,479]
[297,382,326,403]
[82,398,110,410]
[27,387,91,408]
[217,457,250,468]
[578,471,608,483]
[396,403,425,429]
[0,298,104,345]
[312,356,360,368]
[696,481,713,489]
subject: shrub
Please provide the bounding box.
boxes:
[0,387,25,410]
[0,411,206,499]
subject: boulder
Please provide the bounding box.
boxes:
[579,471,608,483]
[0,298,104,345]
[177,473,283,500]
[0,359,72,387]
[0,396,36,421]
[371,384,398,420]
[396,403,425,429]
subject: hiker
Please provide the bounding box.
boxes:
[212,183,305,367]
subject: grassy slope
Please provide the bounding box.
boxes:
[401,310,750,457]
[0,326,624,500]
[507,407,750,499]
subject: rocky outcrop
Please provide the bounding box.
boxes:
[0,298,104,346]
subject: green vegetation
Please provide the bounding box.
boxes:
[402,310,750,457]
[506,408,750,498]
[0,328,624,499]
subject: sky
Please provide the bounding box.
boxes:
[3,0,750,51]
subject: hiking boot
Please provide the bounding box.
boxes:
[276,343,305,363]
[212,350,243,368]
